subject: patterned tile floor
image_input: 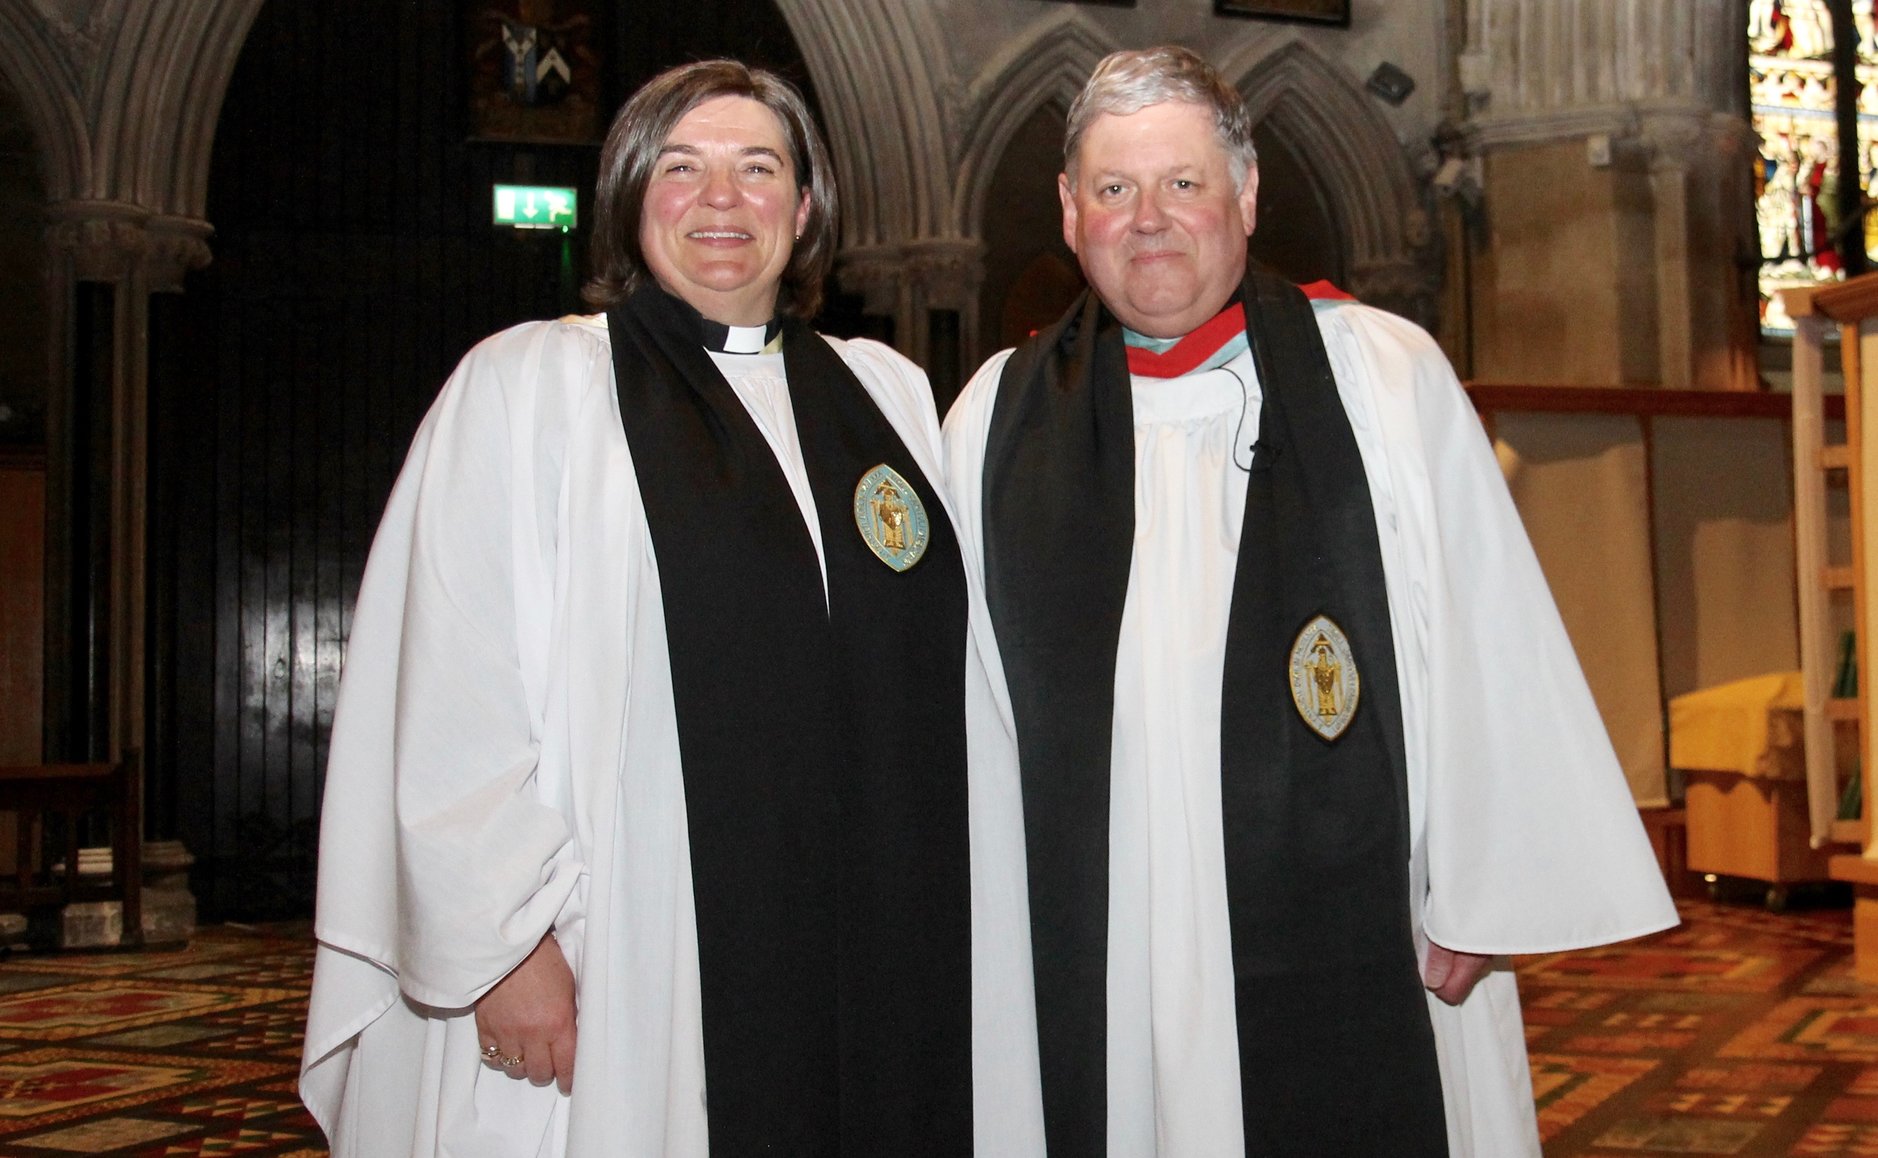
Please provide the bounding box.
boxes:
[1524,896,1875,1156]
[0,923,322,1156]
[0,899,1866,1155]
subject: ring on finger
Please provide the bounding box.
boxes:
[499,1052,525,1067]
[481,1044,502,1060]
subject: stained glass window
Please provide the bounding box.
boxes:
[1752,0,1878,331]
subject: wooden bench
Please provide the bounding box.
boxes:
[0,757,142,946]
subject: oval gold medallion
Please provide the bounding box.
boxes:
[853,463,931,572]
[1288,614,1360,742]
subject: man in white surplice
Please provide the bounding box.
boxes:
[944,46,1677,1157]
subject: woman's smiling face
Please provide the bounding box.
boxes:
[637,95,812,326]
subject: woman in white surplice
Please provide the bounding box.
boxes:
[299,60,1044,1157]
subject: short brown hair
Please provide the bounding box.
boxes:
[583,60,838,318]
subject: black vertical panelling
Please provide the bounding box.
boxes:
[203,264,239,900]
[59,281,113,764]
[168,269,214,851]
[146,290,184,839]
[159,2,827,919]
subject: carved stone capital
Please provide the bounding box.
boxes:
[46,200,151,281]
[900,239,984,311]
[144,215,215,291]
[43,202,214,287]
[837,245,907,316]
[1639,104,1711,173]
[839,240,986,315]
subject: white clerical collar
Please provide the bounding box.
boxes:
[723,324,770,354]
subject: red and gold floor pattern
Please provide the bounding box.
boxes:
[1523,897,1878,1155]
[0,900,1871,1155]
[0,925,323,1156]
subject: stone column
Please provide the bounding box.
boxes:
[1459,0,1753,388]
[839,239,985,407]
[1643,111,1705,391]
[904,239,984,408]
[41,200,209,945]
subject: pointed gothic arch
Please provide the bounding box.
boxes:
[1226,38,1432,317]
[952,13,1117,241]
[108,0,266,217]
[0,0,262,215]
[774,0,950,248]
[0,0,263,283]
[0,5,88,205]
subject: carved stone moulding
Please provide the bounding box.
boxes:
[837,244,906,316]
[46,199,148,280]
[1636,102,1711,171]
[838,239,985,315]
[1462,105,1644,153]
[901,238,985,312]
[143,214,215,291]
[44,200,212,286]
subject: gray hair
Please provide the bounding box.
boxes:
[1063,46,1258,191]
[583,60,838,318]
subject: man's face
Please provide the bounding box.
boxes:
[1059,101,1258,339]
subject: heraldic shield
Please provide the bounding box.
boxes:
[853,463,931,572]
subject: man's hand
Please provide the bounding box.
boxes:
[475,933,578,1093]
[1422,942,1493,1006]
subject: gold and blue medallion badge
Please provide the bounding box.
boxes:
[853,463,931,572]
[1289,614,1360,742]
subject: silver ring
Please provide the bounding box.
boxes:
[499,1052,525,1068]
[481,1044,502,1060]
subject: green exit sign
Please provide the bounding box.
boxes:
[494,184,577,231]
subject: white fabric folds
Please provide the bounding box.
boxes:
[300,317,1045,1156]
[943,300,1679,1157]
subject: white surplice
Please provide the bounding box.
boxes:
[299,316,1047,1156]
[942,300,1679,1157]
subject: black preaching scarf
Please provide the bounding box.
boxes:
[607,284,972,1155]
[983,270,1448,1156]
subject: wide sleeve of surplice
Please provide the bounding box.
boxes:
[311,320,598,1012]
[1329,305,1678,955]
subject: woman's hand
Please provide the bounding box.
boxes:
[475,933,578,1093]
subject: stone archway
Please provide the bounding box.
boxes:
[1225,38,1434,323]
[952,12,1114,242]
[769,0,971,363]
[0,2,87,206]
[949,14,1117,368]
[0,0,266,281]
[774,0,950,250]
[0,0,270,940]
[0,70,48,450]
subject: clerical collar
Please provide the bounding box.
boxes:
[1122,298,1248,378]
[717,321,785,354]
[660,287,786,354]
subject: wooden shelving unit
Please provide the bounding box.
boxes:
[1787,274,1878,978]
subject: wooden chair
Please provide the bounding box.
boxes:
[0,754,142,947]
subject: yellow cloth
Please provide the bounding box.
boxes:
[1668,671,1806,781]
